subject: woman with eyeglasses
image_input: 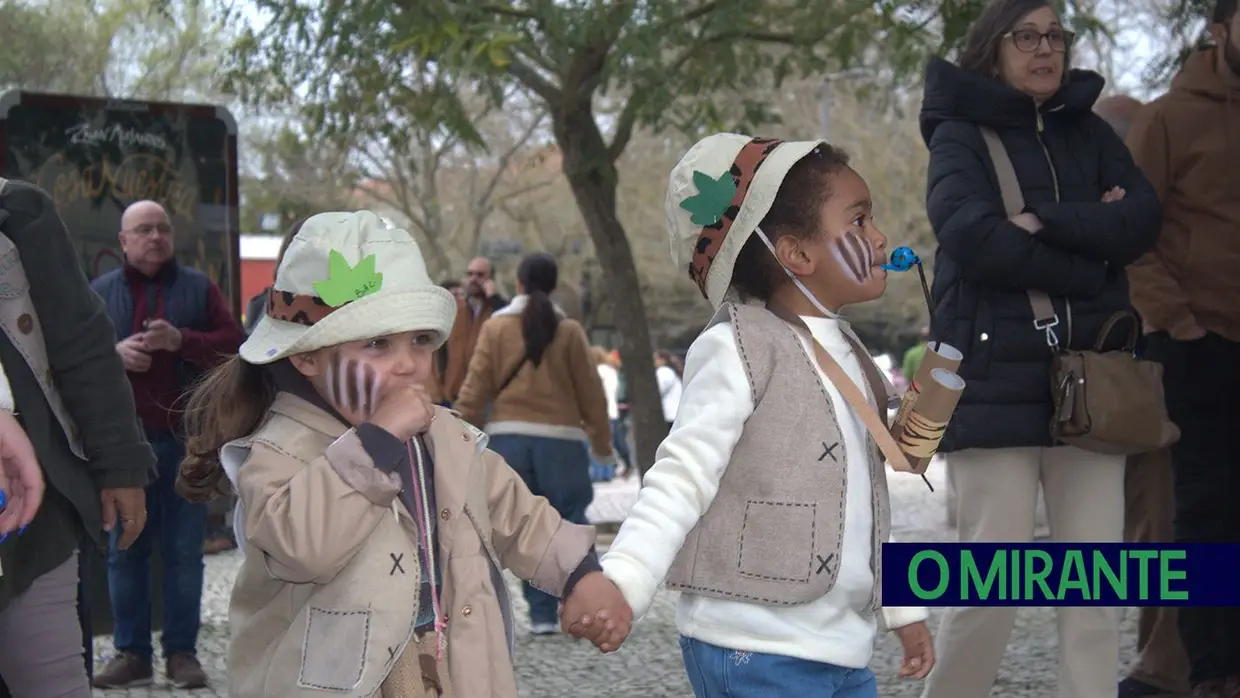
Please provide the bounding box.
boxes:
[917,1,1162,697]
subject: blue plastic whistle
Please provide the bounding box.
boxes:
[881,246,921,271]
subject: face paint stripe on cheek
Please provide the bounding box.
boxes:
[354,361,374,417]
[340,358,360,414]
[834,238,865,283]
[364,363,382,420]
[846,232,873,280]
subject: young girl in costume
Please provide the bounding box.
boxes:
[176,210,630,698]
[582,136,935,697]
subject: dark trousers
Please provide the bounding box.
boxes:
[107,432,206,660]
[1123,448,1190,693]
[487,433,594,625]
[1147,332,1240,685]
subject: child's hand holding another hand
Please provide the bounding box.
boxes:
[560,571,633,653]
[894,621,935,679]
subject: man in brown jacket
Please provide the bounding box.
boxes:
[1126,2,1240,694]
[431,257,508,406]
[1099,94,1191,698]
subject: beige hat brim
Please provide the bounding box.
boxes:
[240,285,457,364]
[703,140,825,308]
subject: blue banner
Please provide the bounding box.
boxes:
[881,543,1240,606]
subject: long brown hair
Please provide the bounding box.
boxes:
[176,356,276,502]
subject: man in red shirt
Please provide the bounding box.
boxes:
[89,200,244,690]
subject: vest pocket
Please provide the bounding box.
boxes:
[737,500,817,584]
[297,606,372,691]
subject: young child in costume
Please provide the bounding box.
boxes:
[579,136,935,697]
[175,211,631,698]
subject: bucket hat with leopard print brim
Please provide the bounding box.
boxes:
[240,210,457,364]
[666,134,827,308]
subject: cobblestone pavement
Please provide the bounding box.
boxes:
[92,458,1139,697]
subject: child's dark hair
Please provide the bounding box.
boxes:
[176,356,276,502]
[517,252,560,367]
[729,144,851,302]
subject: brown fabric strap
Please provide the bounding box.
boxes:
[688,137,786,298]
[266,288,337,326]
[978,126,1060,343]
[766,303,913,472]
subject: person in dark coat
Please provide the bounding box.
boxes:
[915,2,1162,697]
[243,217,306,336]
[0,179,155,697]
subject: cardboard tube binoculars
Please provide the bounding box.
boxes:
[890,342,966,473]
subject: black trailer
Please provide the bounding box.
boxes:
[0,90,241,685]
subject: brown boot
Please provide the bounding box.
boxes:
[166,652,209,689]
[91,651,153,688]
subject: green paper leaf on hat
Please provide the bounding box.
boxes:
[679,170,736,226]
[312,250,384,307]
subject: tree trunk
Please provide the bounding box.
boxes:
[553,104,666,474]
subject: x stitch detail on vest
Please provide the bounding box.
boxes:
[389,552,405,575]
[815,553,836,576]
[818,441,840,462]
[387,646,398,663]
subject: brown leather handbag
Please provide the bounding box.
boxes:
[1049,310,1179,454]
[978,127,1180,455]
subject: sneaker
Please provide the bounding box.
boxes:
[91,651,153,688]
[166,652,209,689]
[529,622,559,636]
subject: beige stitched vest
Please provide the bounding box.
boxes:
[0,178,84,457]
[664,301,891,611]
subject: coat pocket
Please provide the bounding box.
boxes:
[297,607,372,691]
[737,500,817,584]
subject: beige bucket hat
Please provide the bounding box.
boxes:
[240,210,457,364]
[665,133,828,308]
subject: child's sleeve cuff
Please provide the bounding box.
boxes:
[880,604,929,631]
[601,554,660,621]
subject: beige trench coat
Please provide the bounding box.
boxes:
[222,393,596,697]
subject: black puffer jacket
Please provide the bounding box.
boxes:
[920,58,1161,452]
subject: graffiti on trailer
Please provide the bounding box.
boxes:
[34,152,199,223]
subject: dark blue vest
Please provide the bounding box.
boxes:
[91,260,212,386]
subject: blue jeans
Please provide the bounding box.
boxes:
[487,433,593,626]
[107,432,206,659]
[680,636,878,698]
[611,416,631,468]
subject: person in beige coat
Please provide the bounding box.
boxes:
[175,211,631,698]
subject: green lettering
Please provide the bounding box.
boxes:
[909,551,949,599]
[1130,550,1158,600]
[962,551,1004,600]
[1009,549,1020,600]
[1058,549,1090,601]
[1159,550,1188,601]
[1024,550,1055,601]
[1092,550,1127,600]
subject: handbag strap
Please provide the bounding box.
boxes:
[978,126,1062,350]
[1094,311,1140,352]
[766,302,913,472]
[495,355,529,396]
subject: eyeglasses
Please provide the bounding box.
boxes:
[466,270,488,278]
[1005,28,1074,53]
[126,223,173,237]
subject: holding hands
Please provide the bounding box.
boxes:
[560,571,633,653]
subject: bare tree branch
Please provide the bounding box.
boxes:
[507,55,562,103]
